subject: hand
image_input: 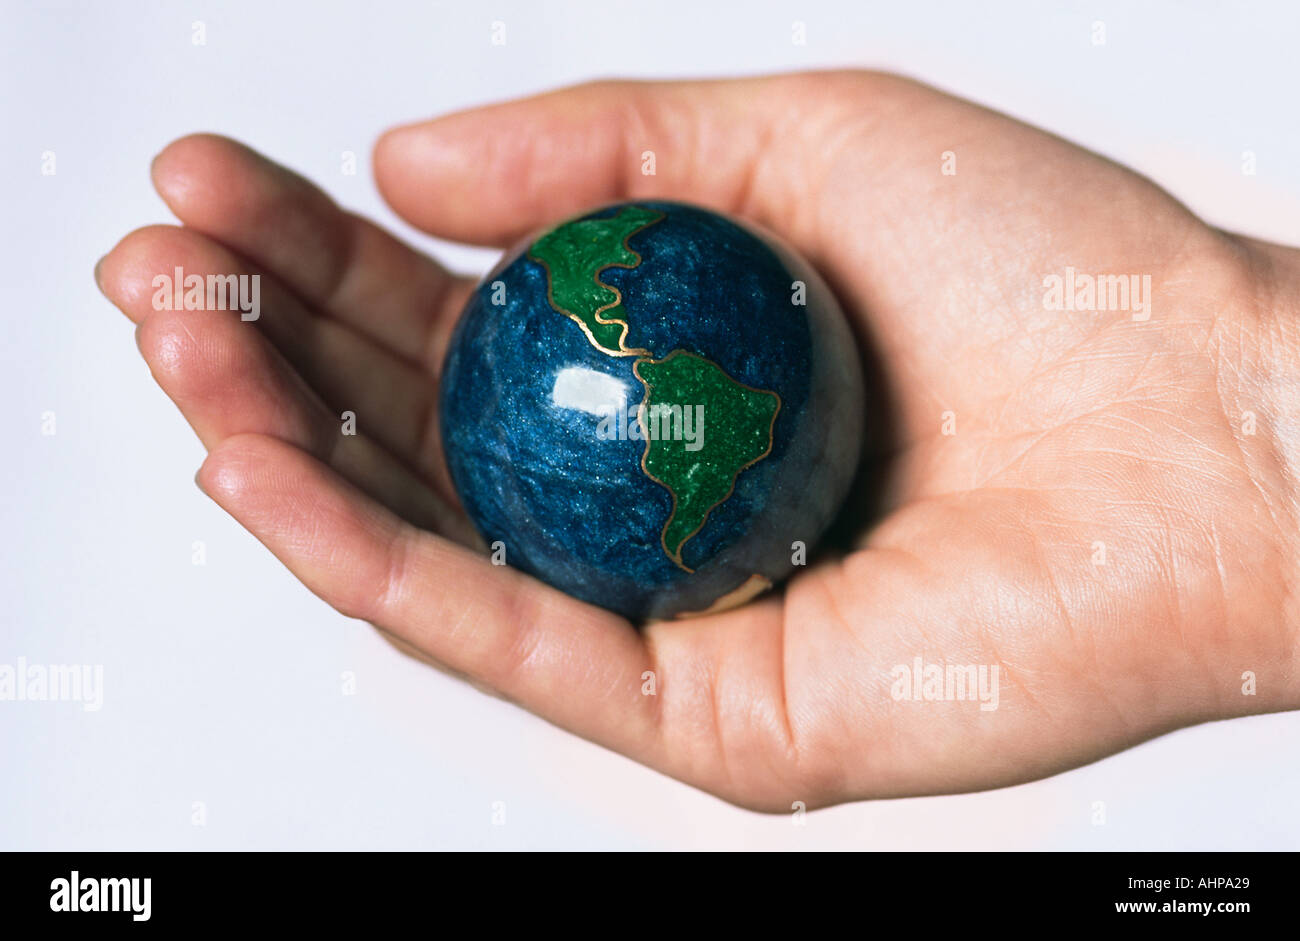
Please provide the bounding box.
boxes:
[97,71,1300,810]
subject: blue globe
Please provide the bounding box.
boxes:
[440,201,863,620]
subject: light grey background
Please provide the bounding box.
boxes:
[3,0,1298,849]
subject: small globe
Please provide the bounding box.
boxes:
[440,201,864,620]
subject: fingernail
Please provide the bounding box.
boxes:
[93,255,106,292]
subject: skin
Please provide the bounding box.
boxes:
[96,71,1300,812]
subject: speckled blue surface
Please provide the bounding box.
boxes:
[439,201,864,620]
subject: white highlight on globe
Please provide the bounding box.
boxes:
[551,366,629,416]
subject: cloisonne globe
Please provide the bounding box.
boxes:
[440,201,864,620]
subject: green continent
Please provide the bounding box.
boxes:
[527,205,664,355]
[635,351,780,569]
[529,205,781,570]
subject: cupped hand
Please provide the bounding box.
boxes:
[97,72,1300,810]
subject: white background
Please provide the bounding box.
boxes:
[3,0,1298,849]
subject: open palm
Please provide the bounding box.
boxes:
[99,71,1300,810]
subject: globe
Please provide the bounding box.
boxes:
[439,201,864,620]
